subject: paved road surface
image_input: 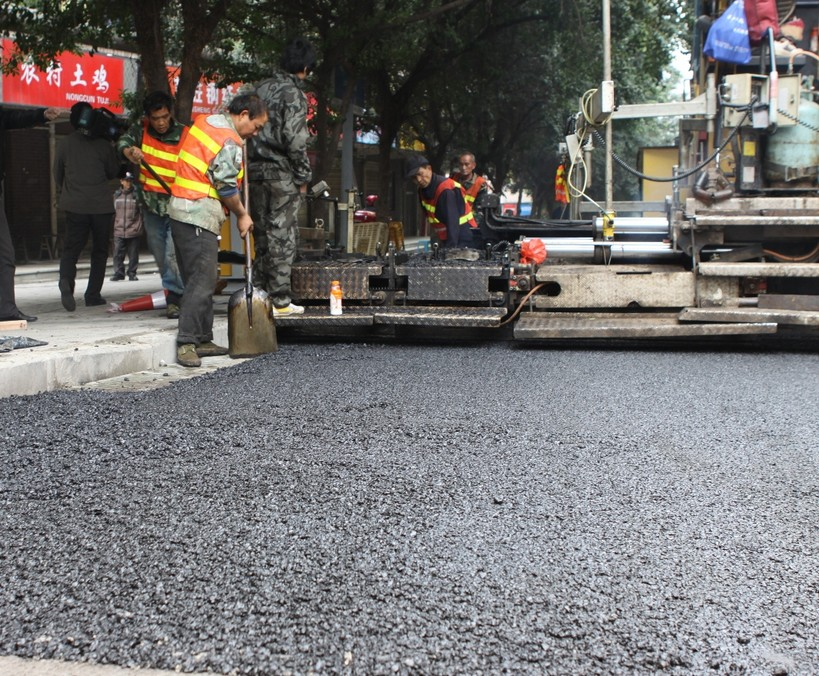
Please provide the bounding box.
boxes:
[1,342,817,674]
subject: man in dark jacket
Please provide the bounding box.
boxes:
[0,105,60,322]
[406,155,476,248]
[54,102,120,311]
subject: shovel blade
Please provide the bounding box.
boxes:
[228,287,277,357]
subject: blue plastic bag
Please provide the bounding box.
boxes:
[703,0,752,64]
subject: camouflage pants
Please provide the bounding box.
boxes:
[249,181,302,308]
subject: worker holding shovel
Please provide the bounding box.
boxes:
[167,93,268,368]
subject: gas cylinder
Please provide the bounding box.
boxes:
[765,86,819,184]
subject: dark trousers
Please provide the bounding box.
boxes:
[170,218,217,347]
[112,236,140,278]
[59,211,113,301]
[0,188,19,317]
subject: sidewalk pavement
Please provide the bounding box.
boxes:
[2,237,431,399]
[1,261,231,399]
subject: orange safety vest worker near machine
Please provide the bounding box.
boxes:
[555,162,570,205]
[167,93,268,369]
[405,155,477,248]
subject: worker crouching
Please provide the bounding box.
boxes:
[406,155,477,249]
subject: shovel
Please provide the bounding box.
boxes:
[140,159,173,194]
[228,148,277,357]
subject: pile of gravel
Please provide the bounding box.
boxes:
[1,343,817,674]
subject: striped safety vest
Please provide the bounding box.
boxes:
[139,120,180,194]
[455,174,487,207]
[420,178,477,241]
[554,163,570,204]
[172,115,243,201]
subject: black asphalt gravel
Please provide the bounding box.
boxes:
[1,342,818,675]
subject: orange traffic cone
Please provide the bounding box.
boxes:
[108,290,168,313]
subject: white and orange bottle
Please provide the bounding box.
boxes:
[330,279,343,315]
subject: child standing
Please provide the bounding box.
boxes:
[110,172,144,281]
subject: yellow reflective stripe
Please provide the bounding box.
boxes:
[459,212,471,226]
[152,165,176,179]
[189,124,223,155]
[142,145,178,163]
[140,164,176,180]
[464,193,475,203]
[178,148,209,176]
[174,175,219,199]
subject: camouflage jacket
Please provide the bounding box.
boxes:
[116,118,187,217]
[244,70,312,191]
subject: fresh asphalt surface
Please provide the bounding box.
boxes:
[1,342,818,675]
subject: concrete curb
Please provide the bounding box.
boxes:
[0,655,177,675]
[1,320,227,399]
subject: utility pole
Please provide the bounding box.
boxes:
[603,0,613,211]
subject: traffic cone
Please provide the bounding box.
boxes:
[108,290,168,313]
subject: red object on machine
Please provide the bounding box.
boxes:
[744,0,781,44]
[354,209,377,222]
[519,239,547,265]
[108,290,168,313]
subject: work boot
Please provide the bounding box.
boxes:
[177,343,201,367]
[196,341,229,357]
[85,296,107,307]
[59,278,76,312]
[166,303,181,319]
[110,274,124,281]
[272,302,305,316]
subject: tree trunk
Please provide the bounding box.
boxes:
[175,0,230,123]
[129,0,171,95]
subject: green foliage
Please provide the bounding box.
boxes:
[0,0,133,73]
[2,0,693,207]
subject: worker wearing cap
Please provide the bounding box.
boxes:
[406,155,476,248]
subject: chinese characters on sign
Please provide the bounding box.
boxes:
[1,40,242,117]
[1,39,125,113]
[166,68,242,116]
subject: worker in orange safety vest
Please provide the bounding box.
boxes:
[450,150,496,248]
[406,154,476,248]
[167,93,268,368]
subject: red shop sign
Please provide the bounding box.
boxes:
[2,39,125,113]
[167,67,242,116]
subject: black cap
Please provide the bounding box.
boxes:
[405,155,430,179]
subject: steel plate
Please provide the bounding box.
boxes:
[514,313,777,339]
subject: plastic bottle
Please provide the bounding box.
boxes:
[811,27,818,53]
[330,280,343,315]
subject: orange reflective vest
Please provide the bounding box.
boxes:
[421,178,478,240]
[139,121,179,194]
[172,115,243,201]
[454,173,487,209]
[555,163,570,205]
